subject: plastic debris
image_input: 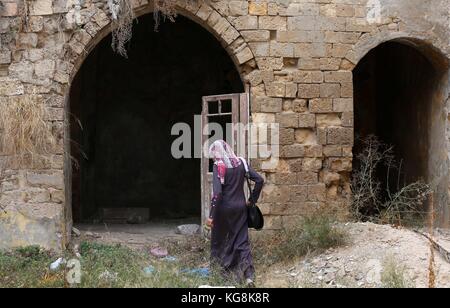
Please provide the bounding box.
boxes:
[143,266,155,276]
[162,256,177,262]
[50,258,66,271]
[150,247,168,258]
[181,267,210,277]
[199,285,236,288]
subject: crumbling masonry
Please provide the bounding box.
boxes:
[0,0,449,250]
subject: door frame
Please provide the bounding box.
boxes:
[200,91,250,228]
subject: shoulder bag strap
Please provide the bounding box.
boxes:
[239,158,254,205]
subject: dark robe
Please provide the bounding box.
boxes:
[209,162,264,282]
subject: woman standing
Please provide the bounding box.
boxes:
[207,140,264,286]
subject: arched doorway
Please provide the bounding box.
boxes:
[69,14,244,225]
[352,40,449,225]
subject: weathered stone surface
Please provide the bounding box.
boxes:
[35,59,56,79]
[249,2,267,16]
[298,84,320,98]
[0,2,18,17]
[231,15,258,30]
[27,172,64,190]
[1,76,20,94]
[235,46,253,64]
[0,0,449,252]
[298,114,316,128]
[29,0,53,16]
[327,127,353,145]
[228,1,248,16]
[241,30,270,42]
[259,16,287,30]
[258,97,282,113]
[176,224,201,235]
[310,98,333,113]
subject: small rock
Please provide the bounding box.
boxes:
[99,270,118,282]
[73,244,81,258]
[176,224,201,235]
[84,231,101,238]
[355,272,365,281]
[190,246,204,252]
[72,227,81,237]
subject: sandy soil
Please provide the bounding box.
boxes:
[260,222,450,288]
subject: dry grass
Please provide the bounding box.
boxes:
[381,256,413,288]
[153,0,178,31]
[108,0,135,58]
[0,94,56,210]
[253,214,347,266]
[0,94,56,165]
[108,0,207,57]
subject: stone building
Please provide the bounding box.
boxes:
[0,0,449,251]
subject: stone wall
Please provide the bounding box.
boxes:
[0,0,449,250]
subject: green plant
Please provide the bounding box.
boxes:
[253,214,347,266]
[0,240,245,288]
[381,257,414,288]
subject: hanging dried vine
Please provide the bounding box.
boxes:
[108,0,135,58]
[108,0,205,57]
[153,0,178,31]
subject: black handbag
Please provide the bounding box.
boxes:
[240,158,264,230]
[246,175,264,230]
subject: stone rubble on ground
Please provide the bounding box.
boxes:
[176,224,201,236]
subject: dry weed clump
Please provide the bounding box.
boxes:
[0,94,56,210]
[381,256,413,288]
[108,0,135,57]
[0,95,56,164]
[351,135,432,226]
[252,214,347,266]
[108,0,206,57]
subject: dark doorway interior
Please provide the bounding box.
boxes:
[70,15,243,223]
[353,41,447,218]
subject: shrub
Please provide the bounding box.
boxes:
[253,214,347,266]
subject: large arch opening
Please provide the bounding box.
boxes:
[69,14,244,226]
[353,40,449,225]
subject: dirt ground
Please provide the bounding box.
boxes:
[260,222,450,288]
[72,221,450,288]
[73,218,198,249]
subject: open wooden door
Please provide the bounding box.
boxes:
[201,92,249,229]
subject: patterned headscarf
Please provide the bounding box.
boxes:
[209,140,242,184]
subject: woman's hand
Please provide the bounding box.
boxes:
[206,218,214,228]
